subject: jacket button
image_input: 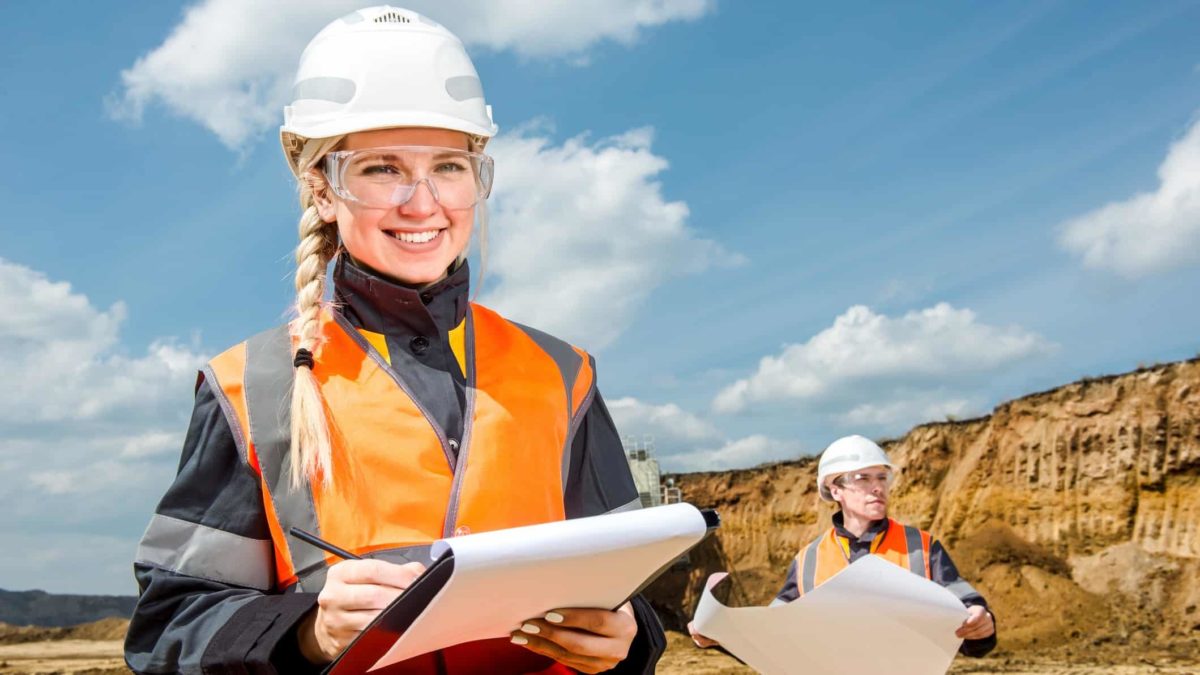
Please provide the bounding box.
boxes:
[420,291,434,304]
[454,525,471,536]
[410,335,430,354]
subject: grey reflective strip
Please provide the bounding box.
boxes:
[444,310,478,538]
[800,536,822,595]
[607,497,643,514]
[135,514,273,590]
[243,324,326,592]
[203,364,248,464]
[290,544,437,594]
[292,77,356,103]
[371,544,435,566]
[904,525,927,577]
[562,355,597,488]
[445,75,484,101]
[511,321,585,488]
[944,579,979,601]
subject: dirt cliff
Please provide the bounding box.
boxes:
[645,358,1200,662]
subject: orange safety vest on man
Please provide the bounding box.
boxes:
[205,302,594,674]
[791,518,932,596]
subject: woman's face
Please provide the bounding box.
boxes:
[315,127,475,285]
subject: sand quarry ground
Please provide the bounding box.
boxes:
[0,625,1195,674]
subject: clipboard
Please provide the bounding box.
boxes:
[325,505,719,673]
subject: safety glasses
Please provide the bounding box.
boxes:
[323,146,494,211]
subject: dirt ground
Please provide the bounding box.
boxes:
[0,639,125,674]
[655,632,1200,675]
[0,631,1194,674]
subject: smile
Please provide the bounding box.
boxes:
[387,229,442,244]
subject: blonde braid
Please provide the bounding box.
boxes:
[288,136,344,489]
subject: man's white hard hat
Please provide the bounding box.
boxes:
[280,5,498,174]
[816,435,893,502]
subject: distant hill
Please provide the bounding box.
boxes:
[0,588,136,628]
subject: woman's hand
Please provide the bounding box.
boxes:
[298,559,427,664]
[510,603,638,673]
[687,620,720,648]
[955,605,995,640]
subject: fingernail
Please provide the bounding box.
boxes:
[511,634,529,645]
[545,612,564,624]
[520,623,540,634]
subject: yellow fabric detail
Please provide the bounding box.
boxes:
[358,329,390,364]
[358,324,464,376]
[835,528,885,561]
[448,320,466,377]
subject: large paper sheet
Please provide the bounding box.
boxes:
[371,502,710,670]
[693,555,967,675]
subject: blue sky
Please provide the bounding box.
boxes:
[2,1,1199,594]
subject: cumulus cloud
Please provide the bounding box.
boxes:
[0,259,206,593]
[108,0,714,148]
[482,127,739,349]
[713,303,1054,428]
[607,396,801,472]
[664,435,804,473]
[1059,117,1200,277]
[607,396,722,444]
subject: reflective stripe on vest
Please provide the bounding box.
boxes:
[206,303,594,592]
[794,519,932,596]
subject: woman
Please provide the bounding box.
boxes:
[689,435,996,657]
[124,6,664,674]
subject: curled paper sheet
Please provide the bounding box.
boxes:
[367,502,712,670]
[693,555,968,675]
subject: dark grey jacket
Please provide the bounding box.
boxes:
[124,258,665,674]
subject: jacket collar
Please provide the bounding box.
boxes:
[832,511,889,546]
[332,253,470,337]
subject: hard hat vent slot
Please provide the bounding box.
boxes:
[374,11,410,24]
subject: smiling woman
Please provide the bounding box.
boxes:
[122,5,664,675]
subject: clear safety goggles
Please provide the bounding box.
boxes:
[837,470,894,491]
[323,146,494,211]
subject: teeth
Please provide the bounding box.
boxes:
[390,230,440,244]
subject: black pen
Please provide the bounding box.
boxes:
[289,527,363,560]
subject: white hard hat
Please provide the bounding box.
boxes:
[280,5,498,173]
[816,435,893,502]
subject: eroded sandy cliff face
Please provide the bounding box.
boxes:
[646,359,1200,658]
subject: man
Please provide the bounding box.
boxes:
[690,435,996,657]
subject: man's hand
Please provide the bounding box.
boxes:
[298,559,426,664]
[510,603,638,673]
[955,605,995,640]
[687,620,720,648]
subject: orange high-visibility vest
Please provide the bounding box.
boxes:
[206,303,594,674]
[793,518,932,596]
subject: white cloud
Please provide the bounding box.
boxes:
[663,435,804,473]
[713,303,1054,425]
[607,396,801,472]
[109,0,714,148]
[836,396,972,428]
[0,260,206,425]
[1059,116,1200,277]
[607,396,722,444]
[482,127,739,349]
[0,259,207,593]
